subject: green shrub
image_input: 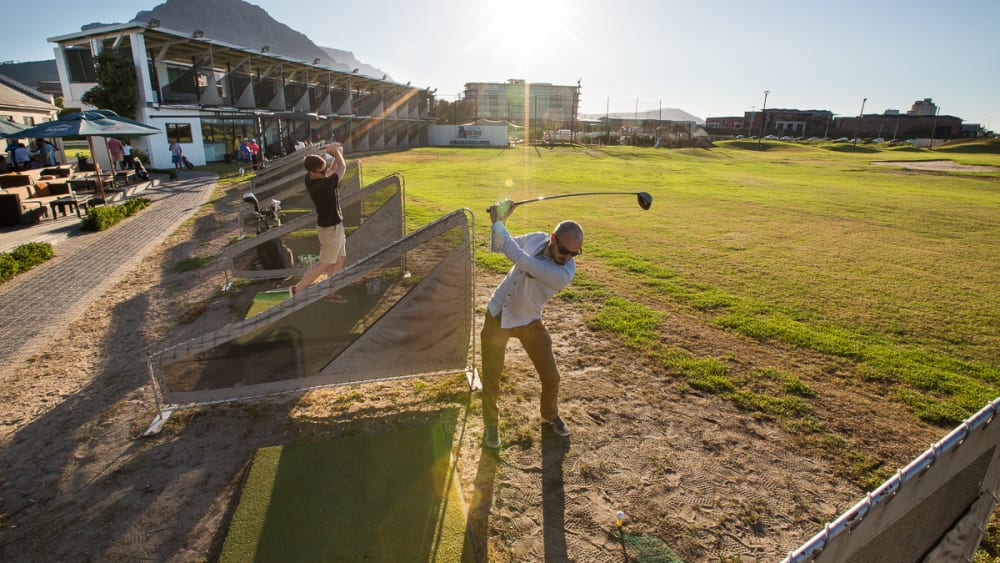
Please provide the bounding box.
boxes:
[122,197,151,214]
[10,242,54,269]
[81,205,121,231]
[0,242,55,284]
[0,253,20,283]
[81,197,152,231]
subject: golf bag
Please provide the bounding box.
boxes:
[181,155,194,170]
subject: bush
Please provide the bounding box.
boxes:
[0,253,20,283]
[10,242,54,269]
[0,242,54,284]
[81,197,151,231]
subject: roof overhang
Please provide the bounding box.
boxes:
[48,23,430,95]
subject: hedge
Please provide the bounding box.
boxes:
[81,197,152,231]
[0,242,54,284]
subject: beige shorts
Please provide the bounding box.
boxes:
[317,224,347,264]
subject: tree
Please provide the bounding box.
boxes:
[81,50,138,118]
[434,99,452,123]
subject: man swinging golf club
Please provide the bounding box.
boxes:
[481,198,582,449]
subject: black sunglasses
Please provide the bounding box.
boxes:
[554,234,582,257]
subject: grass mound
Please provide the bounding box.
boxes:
[934,140,1000,154]
[220,418,472,562]
[822,144,880,153]
[717,140,800,151]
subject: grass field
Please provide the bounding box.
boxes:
[358,140,1000,426]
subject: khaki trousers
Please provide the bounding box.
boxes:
[480,311,561,425]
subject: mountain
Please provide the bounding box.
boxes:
[0,60,59,91]
[132,0,390,77]
[320,47,389,80]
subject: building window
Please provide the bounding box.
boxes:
[166,123,193,143]
[23,116,36,126]
[65,47,98,83]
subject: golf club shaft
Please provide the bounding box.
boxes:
[486,191,649,212]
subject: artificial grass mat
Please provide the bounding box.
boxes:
[220,420,473,562]
[246,289,290,318]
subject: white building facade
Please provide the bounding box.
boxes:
[49,23,437,169]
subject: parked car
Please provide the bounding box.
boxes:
[764,135,778,140]
[872,138,885,144]
[780,136,792,141]
[833,137,850,142]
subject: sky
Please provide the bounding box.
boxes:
[2,0,997,129]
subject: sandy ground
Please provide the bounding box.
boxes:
[0,182,948,562]
[872,159,1000,172]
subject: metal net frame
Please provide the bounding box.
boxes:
[784,396,1000,562]
[146,209,478,434]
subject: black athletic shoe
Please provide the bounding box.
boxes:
[546,416,571,437]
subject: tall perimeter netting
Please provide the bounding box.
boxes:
[784,397,1000,562]
[147,210,475,424]
[228,168,402,280]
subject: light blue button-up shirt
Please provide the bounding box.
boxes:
[487,221,575,329]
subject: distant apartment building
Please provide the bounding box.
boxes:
[463,79,579,129]
[834,112,961,140]
[743,109,834,138]
[908,98,938,116]
[48,22,436,168]
[706,98,967,140]
[835,99,961,139]
[705,116,744,131]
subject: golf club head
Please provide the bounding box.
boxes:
[637,192,652,210]
[242,192,261,213]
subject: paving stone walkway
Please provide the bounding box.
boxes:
[0,173,218,367]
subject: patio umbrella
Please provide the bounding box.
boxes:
[14,110,161,202]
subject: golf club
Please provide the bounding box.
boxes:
[486,191,652,213]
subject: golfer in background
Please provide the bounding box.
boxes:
[481,198,583,449]
[289,142,348,303]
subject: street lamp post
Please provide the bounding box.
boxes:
[853,97,867,147]
[929,106,940,150]
[758,90,770,146]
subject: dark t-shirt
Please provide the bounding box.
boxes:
[305,173,342,227]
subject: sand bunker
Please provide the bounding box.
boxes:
[872,160,1000,172]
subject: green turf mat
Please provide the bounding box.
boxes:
[220,421,473,562]
[623,533,684,562]
[246,290,290,318]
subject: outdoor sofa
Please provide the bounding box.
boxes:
[0,169,76,226]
